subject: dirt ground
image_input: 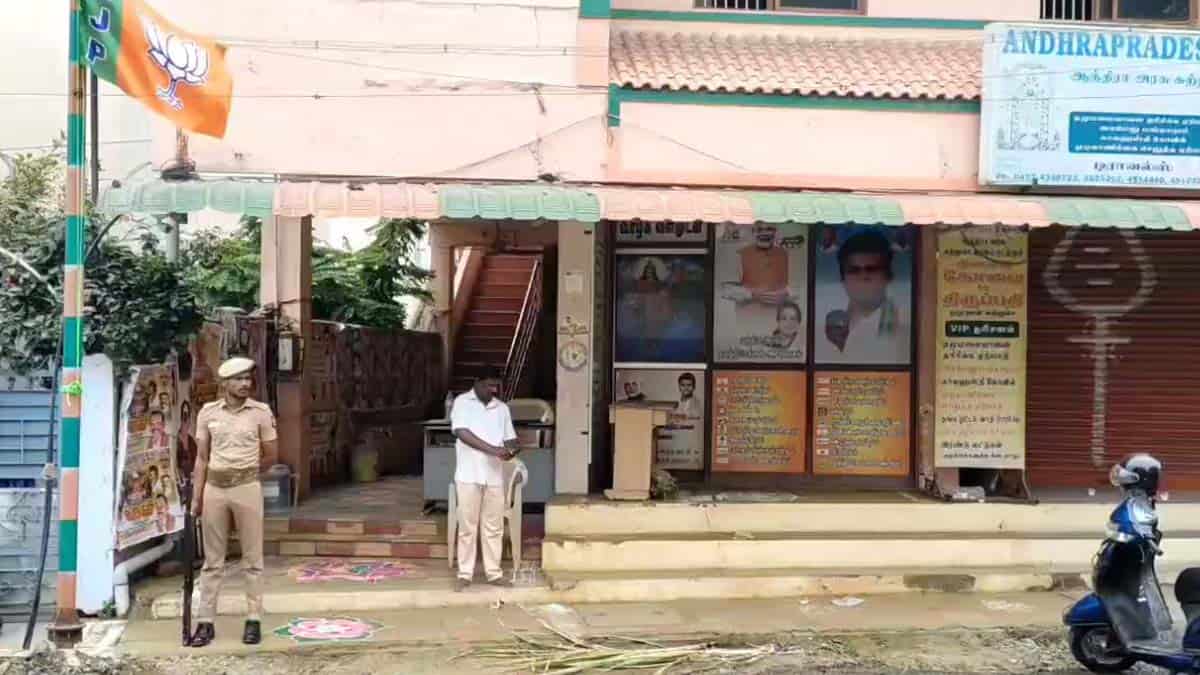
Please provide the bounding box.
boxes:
[0,626,1170,674]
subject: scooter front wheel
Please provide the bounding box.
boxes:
[1070,626,1137,673]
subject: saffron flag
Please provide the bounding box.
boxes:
[80,0,232,138]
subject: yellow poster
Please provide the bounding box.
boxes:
[934,226,1028,469]
[813,371,910,476]
[712,370,807,473]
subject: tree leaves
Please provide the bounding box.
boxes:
[183,216,432,330]
[2,150,433,377]
[0,152,201,375]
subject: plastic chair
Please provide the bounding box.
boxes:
[447,459,528,574]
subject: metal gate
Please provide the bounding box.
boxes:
[1027,227,1200,489]
[0,374,58,617]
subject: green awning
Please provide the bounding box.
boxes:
[751,192,906,226]
[439,185,602,222]
[99,178,1200,231]
[99,179,276,219]
[1039,198,1194,231]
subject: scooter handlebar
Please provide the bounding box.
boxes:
[1147,538,1164,556]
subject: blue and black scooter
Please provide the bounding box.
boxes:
[1064,454,1200,673]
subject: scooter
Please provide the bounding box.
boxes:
[1064,454,1200,673]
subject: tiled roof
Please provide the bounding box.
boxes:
[610,29,982,100]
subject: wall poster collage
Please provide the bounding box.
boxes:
[613,223,916,479]
[115,364,185,550]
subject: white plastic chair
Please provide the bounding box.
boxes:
[447,459,528,575]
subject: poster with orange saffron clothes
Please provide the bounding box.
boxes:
[934,226,1028,469]
[812,371,910,476]
[711,370,807,473]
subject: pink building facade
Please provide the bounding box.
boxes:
[109,0,1200,499]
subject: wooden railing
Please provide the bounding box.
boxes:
[502,257,542,401]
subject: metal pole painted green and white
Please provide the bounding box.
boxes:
[50,0,86,646]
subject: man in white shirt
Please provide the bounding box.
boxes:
[450,369,518,591]
[822,230,910,364]
[674,373,700,418]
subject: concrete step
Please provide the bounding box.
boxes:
[250,534,541,561]
[480,268,532,286]
[145,562,1095,620]
[544,497,1200,538]
[459,335,512,352]
[472,296,525,312]
[473,282,527,299]
[458,323,514,338]
[465,309,519,325]
[541,530,1200,577]
[484,254,539,271]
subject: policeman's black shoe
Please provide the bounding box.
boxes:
[189,622,215,648]
[243,620,262,645]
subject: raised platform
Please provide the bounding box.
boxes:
[257,476,541,561]
[540,492,1200,597]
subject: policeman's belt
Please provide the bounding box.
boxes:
[207,468,259,489]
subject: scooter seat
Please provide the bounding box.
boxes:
[1178,568,1200,604]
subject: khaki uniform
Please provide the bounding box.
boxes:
[194,398,276,622]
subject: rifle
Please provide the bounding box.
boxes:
[180,476,197,646]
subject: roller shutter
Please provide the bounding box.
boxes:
[1027,226,1200,489]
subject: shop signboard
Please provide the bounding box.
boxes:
[713,224,809,364]
[813,225,914,366]
[115,364,185,550]
[813,371,910,476]
[614,221,708,244]
[615,368,705,470]
[614,251,707,364]
[712,370,807,473]
[935,226,1028,469]
[981,22,1200,190]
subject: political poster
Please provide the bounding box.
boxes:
[615,368,705,470]
[713,224,809,364]
[115,364,184,550]
[935,226,1028,469]
[813,371,910,476]
[712,370,807,473]
[814,225,914,365]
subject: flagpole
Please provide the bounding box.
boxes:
[49,0,86,647]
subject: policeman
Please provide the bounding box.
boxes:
[188,357,278,647]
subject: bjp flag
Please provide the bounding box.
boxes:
[80,0,232,138]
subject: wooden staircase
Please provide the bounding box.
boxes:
[452,251,543,396]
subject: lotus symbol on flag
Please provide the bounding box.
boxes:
[142,18,210,111]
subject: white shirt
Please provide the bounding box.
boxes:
[450,391,517,487]
[822,303,910,365]
[675,397,700,418]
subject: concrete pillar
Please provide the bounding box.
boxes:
[260,215,314,498]
[919,226,959,495]
[428,224,455,391]
[554,222,594,494]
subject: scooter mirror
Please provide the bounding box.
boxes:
[1110,463,1136,488]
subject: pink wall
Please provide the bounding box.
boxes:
[611,0,1040,20]
[869,0,1038,21]
[150,0,607,181]
[611,102,982,191]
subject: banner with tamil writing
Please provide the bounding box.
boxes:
[934,226,1028,469]
[812,371,910,476]
[712,370,807,473]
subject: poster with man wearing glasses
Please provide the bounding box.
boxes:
[814,226,914,365]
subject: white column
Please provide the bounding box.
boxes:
[554,222,595,495]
